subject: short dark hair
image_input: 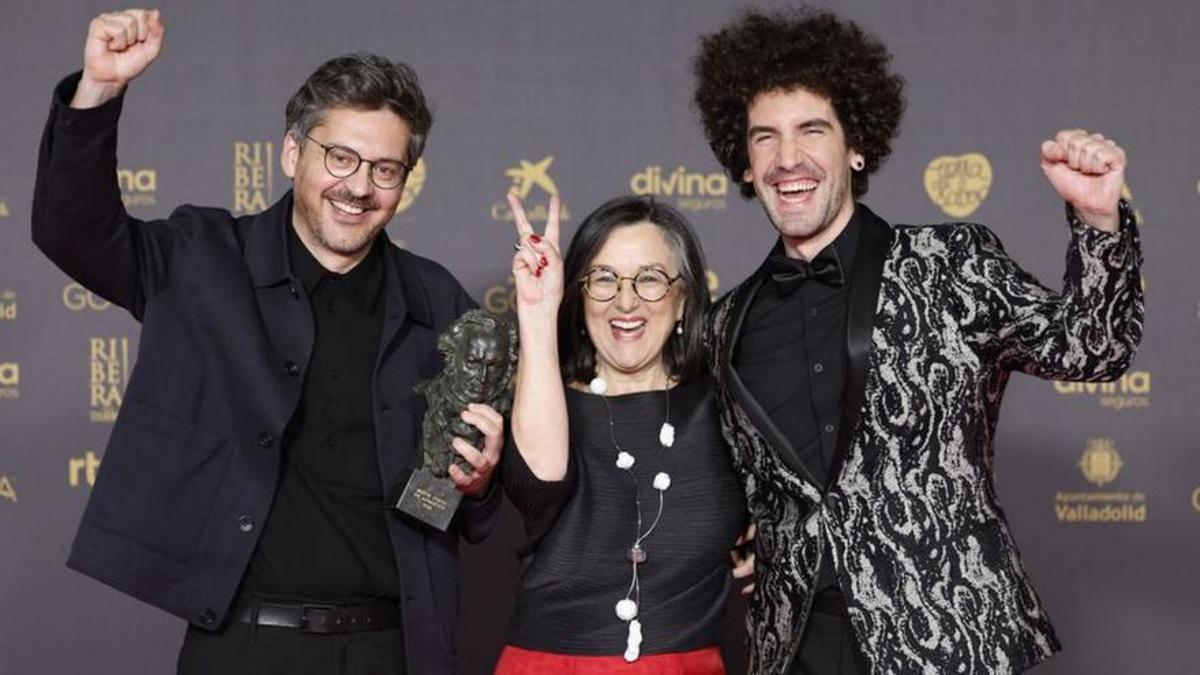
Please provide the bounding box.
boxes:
[559,196,709,386]
[693,6,905,199]
[285,52,433,164]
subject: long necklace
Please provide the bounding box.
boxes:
[590,376,676,662]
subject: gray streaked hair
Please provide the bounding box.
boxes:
[284,52,433,164]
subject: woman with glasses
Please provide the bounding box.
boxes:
[495,193,748,674]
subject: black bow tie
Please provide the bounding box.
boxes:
[765,246,845,295]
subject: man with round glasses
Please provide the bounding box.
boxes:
[32,9,503,674]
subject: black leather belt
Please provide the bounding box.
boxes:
[232,597,402,634]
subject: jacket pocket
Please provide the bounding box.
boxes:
[87,399,230,564]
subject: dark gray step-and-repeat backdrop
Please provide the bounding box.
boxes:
[2,1,1197,673]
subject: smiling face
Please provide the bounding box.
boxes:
[582,222,685,391]
[282,106,411,272]
[743,87,862,259]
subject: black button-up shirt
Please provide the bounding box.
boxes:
[734,207,863,600]
[242,226,398,601]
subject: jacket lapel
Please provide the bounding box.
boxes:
[720,271,822,489]
[829,206,893,482]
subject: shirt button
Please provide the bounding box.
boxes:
[823,424,836,434]
[257,431,275,448]
[237,515,254,532]
[199,610,216,626]
[284,361,300,377]
[330,368,340,379]
[288,284,300,300]
[813,362,825,374]
[810,308,820,318]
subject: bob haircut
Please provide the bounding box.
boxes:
[558,195,710,385]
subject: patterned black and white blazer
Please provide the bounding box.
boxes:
[706,203,1143,674]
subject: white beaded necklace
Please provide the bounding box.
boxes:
[590,375,675,662]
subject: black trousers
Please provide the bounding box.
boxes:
[177,622,406,675]
[787,610,870,675]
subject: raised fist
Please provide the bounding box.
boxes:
[1040,129,1127,232]
[73,9,165,108]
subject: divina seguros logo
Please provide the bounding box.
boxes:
[629,165,728,212]
[1053,370,1151,410]
[118,167,157,207]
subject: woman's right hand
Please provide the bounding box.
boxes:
[509,192,563,316]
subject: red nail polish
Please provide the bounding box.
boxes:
[535,268,542,278]
[540,256,548,267]
[530,234,542,244]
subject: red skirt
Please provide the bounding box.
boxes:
[494,645,725,674]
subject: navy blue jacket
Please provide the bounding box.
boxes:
[32,73,500,674]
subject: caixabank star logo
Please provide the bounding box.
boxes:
[1054,438,1147,524]
[924,152,992,218]
[491,156,571,223]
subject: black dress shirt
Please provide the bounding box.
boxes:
[733,207,863,601]
[242,226,398,601]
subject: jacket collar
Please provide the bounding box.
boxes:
[242,190,433,328]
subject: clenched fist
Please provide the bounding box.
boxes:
[1040,129,1127,233]
[72,8,165,109]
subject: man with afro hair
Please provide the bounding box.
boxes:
[695,7,1142,674]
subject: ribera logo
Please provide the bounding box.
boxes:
[89,337,129,423]
[924,152,992,218]
[233,141,275,214]
[117,167,157,207]
[630,165,727,211]
[491,156,571,223]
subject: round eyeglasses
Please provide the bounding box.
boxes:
[304,135,411,190]
[581,267,681,303]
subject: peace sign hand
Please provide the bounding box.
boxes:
[509,192,564,318]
